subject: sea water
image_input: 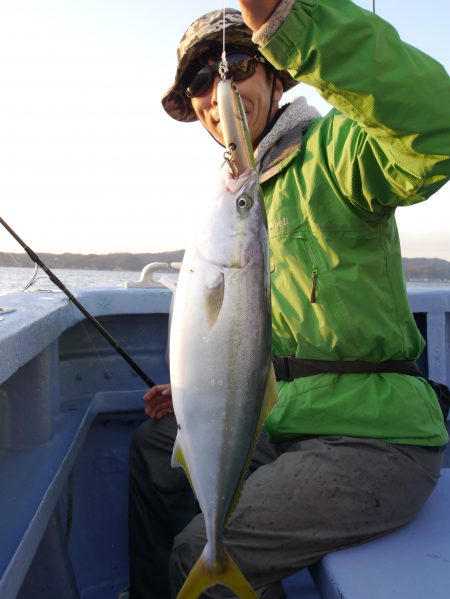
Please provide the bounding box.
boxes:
[1,265,449,298]
[0,266,142,296]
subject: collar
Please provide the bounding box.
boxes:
[255,97,321,181]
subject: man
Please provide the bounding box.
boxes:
[127,1,450,598]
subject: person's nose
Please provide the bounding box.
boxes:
[210,75,221,107]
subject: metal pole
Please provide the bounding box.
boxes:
[0,215,155,388]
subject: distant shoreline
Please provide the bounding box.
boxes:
[0,250,185,272]
[1,252,450,282]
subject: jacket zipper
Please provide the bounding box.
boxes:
[299,235,319,304]
[310,266,318,303]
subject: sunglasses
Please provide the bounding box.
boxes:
[185,53,265,98]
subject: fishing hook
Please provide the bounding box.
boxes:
[223,145,239,178]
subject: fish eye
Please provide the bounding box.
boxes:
[236,195,253,211]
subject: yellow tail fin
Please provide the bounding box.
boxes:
[176,545,257,599]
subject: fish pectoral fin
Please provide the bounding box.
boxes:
[176,545,257,599]
[204,272,225,329]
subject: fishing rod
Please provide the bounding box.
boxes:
[0,215,155,388]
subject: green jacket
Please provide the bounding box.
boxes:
[257,0,450,445]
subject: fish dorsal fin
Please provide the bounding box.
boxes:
[204,271,225,329]
[224,363,278,525]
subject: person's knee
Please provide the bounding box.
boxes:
[131,418,155,451]
[129,416,177,488]
[131,414,177,457]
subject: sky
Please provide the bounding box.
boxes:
[0,0,449,260]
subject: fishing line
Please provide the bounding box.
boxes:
[0,215,156,388]
[79,318,118,387]
[222,4,226,58]
[219,4,228,79]
[21,263,39,291]
[0,238,39,291]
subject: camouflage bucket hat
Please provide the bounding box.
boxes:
[161,8,298,123]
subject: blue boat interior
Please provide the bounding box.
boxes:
[0,285,449,598]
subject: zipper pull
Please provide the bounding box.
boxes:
[310,266,318,303]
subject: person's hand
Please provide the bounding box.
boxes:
[239,0,280,31]
[143,384,174,420]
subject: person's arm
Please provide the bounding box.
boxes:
[245,0,450,211]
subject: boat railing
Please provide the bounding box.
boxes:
[125,261,181,290]
[407,287,450,389]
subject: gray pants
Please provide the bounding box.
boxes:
[128,414,444,599]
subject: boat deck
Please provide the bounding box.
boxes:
[0,285,449,598]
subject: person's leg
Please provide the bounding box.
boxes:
[170,436,444,599]
[128,415,198,599]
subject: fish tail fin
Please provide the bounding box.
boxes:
[219,547,258,599]
[176,545,257,599]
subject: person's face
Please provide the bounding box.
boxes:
[188,53,283,147]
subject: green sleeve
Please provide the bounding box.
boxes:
[260,0,450,211]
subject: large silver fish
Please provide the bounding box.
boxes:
[169,79,276,598]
